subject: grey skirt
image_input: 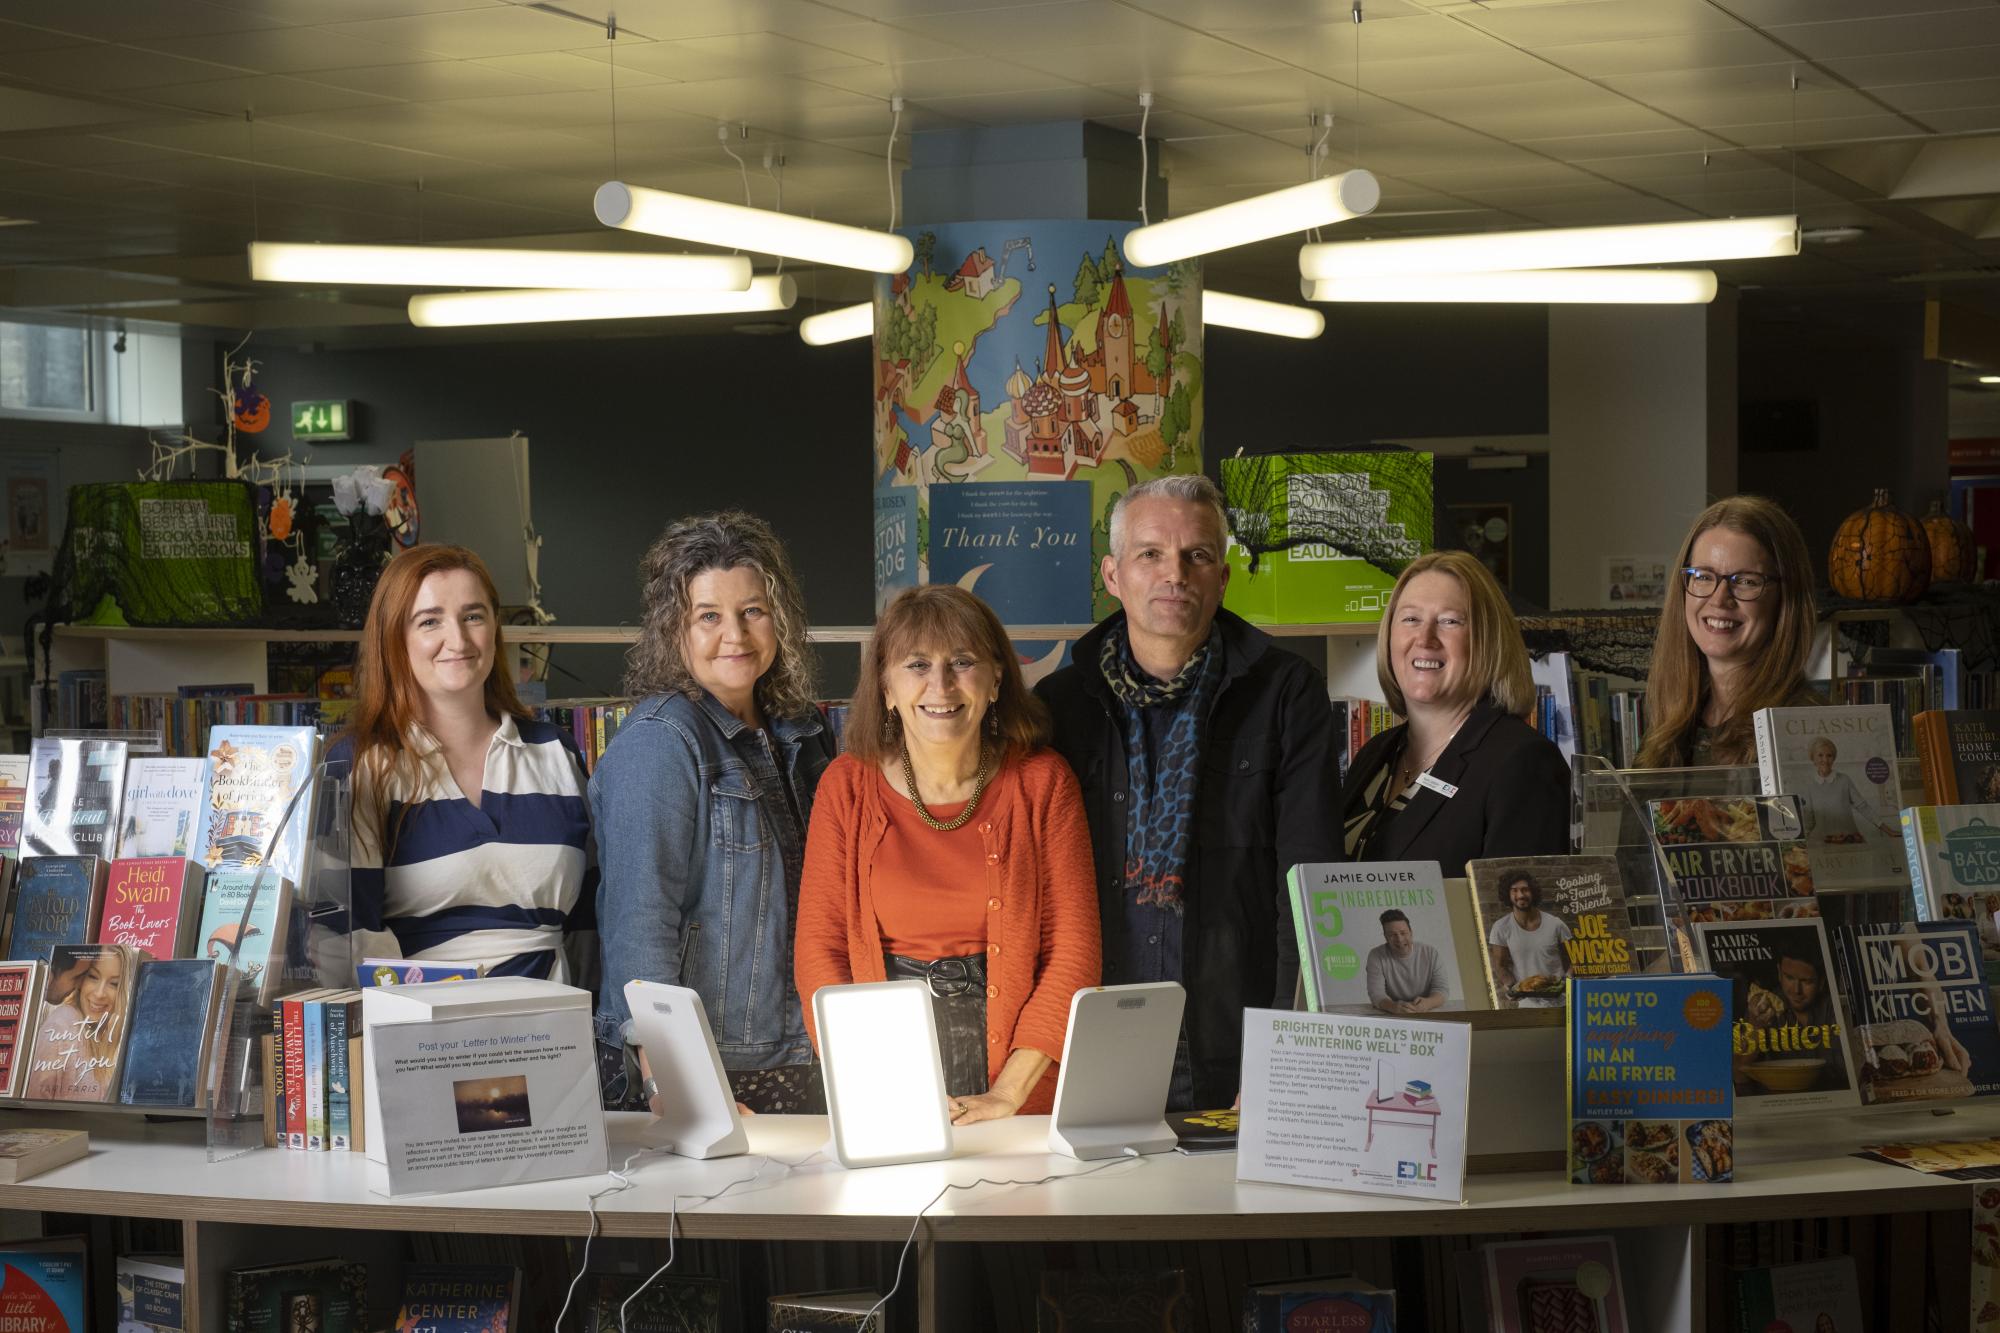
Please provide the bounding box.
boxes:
[885,952,990,1099]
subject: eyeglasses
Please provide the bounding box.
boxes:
[1683,567,1777,601]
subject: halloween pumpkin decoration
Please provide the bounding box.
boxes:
[230,382,270,434]
[1922,500,1978,583]
[1828,489,1931,602]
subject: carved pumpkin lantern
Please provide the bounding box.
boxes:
[1828,489,1931,602]
[1922,500,1978,583]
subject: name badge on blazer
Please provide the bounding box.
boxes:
[1416,772,1458,799]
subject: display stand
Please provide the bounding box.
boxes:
[205,756,353,1162]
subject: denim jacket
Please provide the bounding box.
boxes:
[590,689,835,1070]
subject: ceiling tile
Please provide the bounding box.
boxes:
[144,75,405,118]
[1518,126,1715,160]
[1876,78,2000,115]
[1531,28,1791,79]
[323,7,611,60]
[1120,0,1428,27]
[128,26,438,75]
[302,59,577,101]
[605,74,885,122]
[1600,64,1893,126]
[773,22,968,63]
[1456,0,1745,47]
[1765,9,2000,60]
[891,0,1169,47]
[569,0,868,40]
[0,20,97,52]
[1008,34,1288,85]
[1397,82,1680,139]
[208,0,508,20]
[1818,45,2000,90]
[577,32,882,81]
[0,85,175,134]
[1349,49,1578,94]
[1707,111,1938,144]
[0,0,285,41]
[1908,105,2000,134]
[1217,15,1504,67]
[0,43,253,92]
[912,85,1134,124]
[1726,0,1998,24]
[785,0,1088,19]
[807,57,1076,100]
[466,52,676,90]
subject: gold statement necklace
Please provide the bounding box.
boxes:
[901,741,994,832]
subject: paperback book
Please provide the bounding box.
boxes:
[0,754,27,860]
[1914,708,2000,805]
[1288,859,1466,1013]
[1690,918,1861,1114]
[196,726,318,886]
[96,858,198,960]
[226,1258,367,1333]
[1242,1278,1394,1333]
[21,737,126,859]
[1649,795,1818,937]
[393,1262,519,1332]
[22,943,137,1104]
[0,1128,86,1183]
[1468,855,1642,1009]
[1754,704,1908,890]
[4,856,107,964]
[766,1289,883,1333]
[1730,1256,1863,1333]
[115,757,208,860]
[1567,973,1734,1184]
[117,1254,185,1333]
[1481,1236,1629,1333]
[195,869,291,1004]
[0,962,45,1098]
[0,1237,87,1333]
[576,1272,722,1332]
[117,958,224,1110]
[1903,804,2000,986]
[1831,919,2000,1104]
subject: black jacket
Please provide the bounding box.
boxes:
[1034,608,1342,1108]
[1340,699,1572,878]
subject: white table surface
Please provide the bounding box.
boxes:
[0,1109,1973,1242]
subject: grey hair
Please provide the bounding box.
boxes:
[1107,474,1230,558]
[623,510,818,718]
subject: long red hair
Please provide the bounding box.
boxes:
[341,543,528,857]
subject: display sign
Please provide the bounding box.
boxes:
[290,400,352,441]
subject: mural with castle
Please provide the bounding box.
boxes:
[871,218,1205,637]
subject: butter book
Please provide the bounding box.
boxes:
[1566,973,1733,1184]
[0,1128,87,1183]
[4,855,106,962]
[1691,918,1861,1115]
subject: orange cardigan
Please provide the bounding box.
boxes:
[795,749,1101,1114]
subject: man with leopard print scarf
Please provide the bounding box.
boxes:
[1036,475,1343,1111]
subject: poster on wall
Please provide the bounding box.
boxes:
[870,220,1205,652]
[1603,556,1669,606]
[3,451,56,576]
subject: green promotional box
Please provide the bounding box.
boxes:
[1221,451,1433,624]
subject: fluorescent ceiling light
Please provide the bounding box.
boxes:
[1123,171,1380,269]
[407,275,796,327]
[1299,215,1797,280]
[249,241,752,292]
[1982,375,2000,384]
[1302,269,1719,304]
[1202,290,1326,338]
[596,181,914,275]
[814,980,953,1169]
[799,302,873,346]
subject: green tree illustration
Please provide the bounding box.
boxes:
[916,231,937,278]
[1073,253,1101,308]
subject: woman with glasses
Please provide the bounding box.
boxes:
[1340,550,1570,878]
[795,584,1100,1125]
[593,513,836,1114]
[1637,497,1820,769]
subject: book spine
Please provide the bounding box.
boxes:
[1287,869,1319,1012]
[304,995,326,1150]
[1902,810,1932,921]
[349,1034,366,1154]
[282,995,305,1149]
[328,998,352,1151]
[1754,710,1780,795]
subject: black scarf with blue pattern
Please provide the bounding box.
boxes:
[1100,622,1222,913]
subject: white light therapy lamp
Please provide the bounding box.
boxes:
[814,980,953,1169]
[1299,214,1798,280]
[248,242,752,292]
[1049,982,1186,1161]
[1123,171,1380,269]
[1303,268,1719,305]
[621,980,747,1160]
[407,275,797,327]
[596,181,915,275]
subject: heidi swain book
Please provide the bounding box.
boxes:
[96,857,198,960]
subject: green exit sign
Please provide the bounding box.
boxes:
[291,399,352,441]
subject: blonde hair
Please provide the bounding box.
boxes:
[1375,551,1535,719]
[1636,496,1817,769]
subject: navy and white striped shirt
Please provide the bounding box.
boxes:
[349,714,597,980]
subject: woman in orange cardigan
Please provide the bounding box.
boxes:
[797,584,1101,1124]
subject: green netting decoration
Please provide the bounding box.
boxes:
[49,481,263,626]
[1219,450,1434,576]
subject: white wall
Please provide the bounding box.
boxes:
[1547,298,1737,609]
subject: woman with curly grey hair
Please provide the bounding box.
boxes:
[592,511,836,1113]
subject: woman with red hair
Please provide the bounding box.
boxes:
[337,544,595,981]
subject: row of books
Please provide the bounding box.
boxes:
[0,951,227,1108]
[1329,697,1402,779]
[267,988,363,1152]
[535,698,633,774]
[107,690,324,758]
[1528,651,1651,768]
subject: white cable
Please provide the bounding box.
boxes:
[764,149,786,275]
[886,97,904,232]
[1137,93,1152,227]
[860,1154,1145,1328]
[722,141,753,210]
[553,1145,668,1333]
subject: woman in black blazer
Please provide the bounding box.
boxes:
[1340,551,1571,877]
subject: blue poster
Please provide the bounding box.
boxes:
[929,482,1093,627]
[873,486,919,611]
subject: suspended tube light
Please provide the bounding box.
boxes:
[249,242,752,291]
[1301,269,1719,304]
[1202,290,1326,338]
[595,181,913,275]
[1300,215,1797,280]
[1123,171,1380,268]
[408,276,797,327]
[799,303,874,346]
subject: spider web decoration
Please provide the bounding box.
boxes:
[1519,610,1661,679]
[1219,450,1433,577]
[48,481,263,626]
